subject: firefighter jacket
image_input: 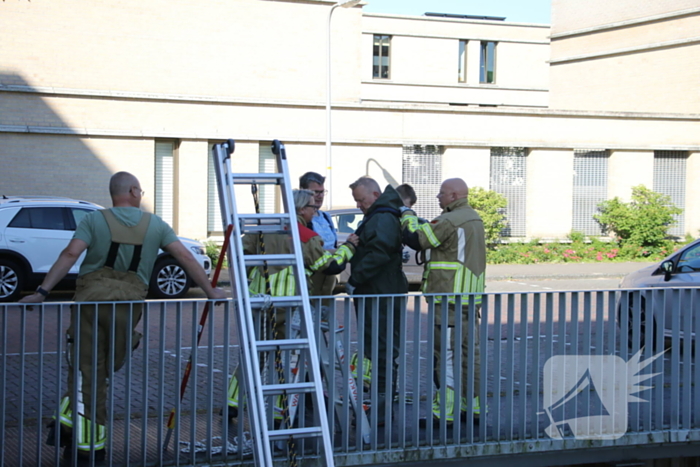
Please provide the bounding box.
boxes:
[243,215,354,296]
[401,197,486,304]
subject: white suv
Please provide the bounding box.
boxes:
[0,196,211,302]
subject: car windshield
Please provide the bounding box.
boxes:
[334,213,363,234]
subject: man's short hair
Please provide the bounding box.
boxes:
[109,171,138,197]
[396,184,417,206]
[299,172,326,189]
[293,189,314,213]
[349,176,381,194]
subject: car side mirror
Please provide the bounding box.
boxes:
[661,260,674,281]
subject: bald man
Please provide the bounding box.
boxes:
[400,178,486,425]
[20,171,226,464]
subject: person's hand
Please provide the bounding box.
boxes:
[19,292,46,304]
[18,292,46,310]
[345,282,356,295]
[346,233,359,247]
[207,287,228,304]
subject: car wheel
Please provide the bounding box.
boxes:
[149,257,190,299]
[625,297,657,351]
[0,259,25,302]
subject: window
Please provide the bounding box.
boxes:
[653,150,687,236]
[490,147,527,237]
[402,145,443,221]
[677,243,700,273]
[572,150,608,236]
[458,40,467,83]
[155,141,175,226]
[207,143,223,234]
[258,142,277,214]
[8,208,67,230]
[69,208,94,230]
[480,41,496,84]
[332,212,363,234]
[373,35,391,79]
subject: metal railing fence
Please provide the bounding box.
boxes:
[1,287,700,466]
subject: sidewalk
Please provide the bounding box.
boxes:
[213,261,656,286]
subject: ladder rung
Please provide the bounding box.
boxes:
[239,213,293,223]
[241,225,291,235]
[244,254,296,266]
[231,173,284,184]
[249,296,303,308]
[256,338,309,352]
[268,426,323,441]
[262,382,316,396]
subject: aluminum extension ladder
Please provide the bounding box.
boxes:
[212,139,335,467]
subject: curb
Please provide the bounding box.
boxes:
[487,273,628,281]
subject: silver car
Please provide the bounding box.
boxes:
[618,239,700,348]
[327,208,423,288]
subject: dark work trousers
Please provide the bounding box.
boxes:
[353,295,405,395]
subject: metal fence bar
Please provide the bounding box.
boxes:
[0,303,5,467]
[478,294,488,442]
[531,293,541,440]
[505,294,515,441]
[492,293,502,442]
[670,290,681,431]
[453,295,463,445]
[410,294,421,447]
[425,296,436,444]
[3,288,700,466]
[141,304,150,466]
[518,293,528,439]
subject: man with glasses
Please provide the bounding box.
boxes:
[299,171,337,251]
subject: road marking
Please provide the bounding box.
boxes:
[507,280,552,290]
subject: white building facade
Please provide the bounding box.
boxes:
[0,0,698,241]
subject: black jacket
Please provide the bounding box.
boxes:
[349,185,408,295]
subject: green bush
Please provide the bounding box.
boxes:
[486,238,682,265]
[594,185,683,248]
[469,187,508,245]
[203,240,223,267]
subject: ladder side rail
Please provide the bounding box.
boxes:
[274,141,335,466]
[212,142,272,465]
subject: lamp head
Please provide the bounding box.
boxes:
[337,0,361,8]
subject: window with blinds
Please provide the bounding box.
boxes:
[490,147,527,237]
[259,142,277,214]
[402,145,443,221]
[572,150,608,236]
[653,150,688,236]
[154,141,174,226]
[207,143,223,234]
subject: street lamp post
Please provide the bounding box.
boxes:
[326,0,361,209]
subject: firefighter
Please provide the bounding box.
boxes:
[225,189,357,420]
[400,178,486,424]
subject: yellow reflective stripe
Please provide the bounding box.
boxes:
[335,244,353,262]
[228,374,240,407]
[428,262,460,270]
[419,223,441,248]
[403,214,441,248]
[454,267,464,295]
[58,396,72,427]
[310,251,334,271]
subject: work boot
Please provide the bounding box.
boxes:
[46,420,71,447]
